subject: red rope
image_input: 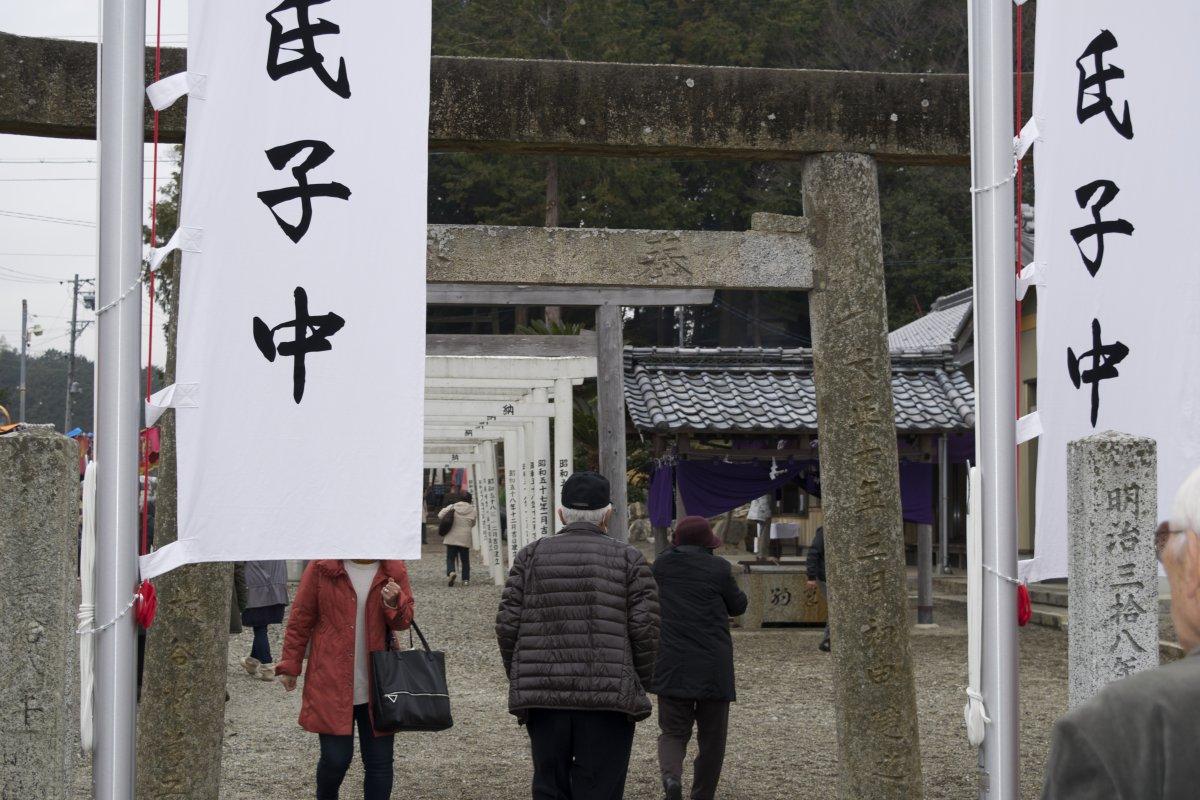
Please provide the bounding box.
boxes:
[140,0,164,558]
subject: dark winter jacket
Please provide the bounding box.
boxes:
[805,528,826,583]
[229,562,248,634]
[1041,649,1200,799]
[244,560,290,609]
[495,522,660,723]
[651,545,748,701]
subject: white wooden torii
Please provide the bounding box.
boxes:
[423,355,595,584]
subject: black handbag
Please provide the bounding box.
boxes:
[370,621,453,732]
[438,509,455,536]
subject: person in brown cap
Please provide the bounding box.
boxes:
[651,516,748,800]
[496,471,660,800]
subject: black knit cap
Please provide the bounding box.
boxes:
[561,471,611,510]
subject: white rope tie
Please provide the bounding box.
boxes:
[95,275,145,316]
[76,595,138,636]
[970,162,1019,196]
[982,563,1022,586]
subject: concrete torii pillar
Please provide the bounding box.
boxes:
[504,428,525,568]
[425,451,505,584]
[553,377,574,531]
[479,442,504,583]
[425,433,506,584]
[531,387,553,539]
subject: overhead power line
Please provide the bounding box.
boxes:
[0,209,97,228]
[0,157,178,165]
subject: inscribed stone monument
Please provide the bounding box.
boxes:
[1067,430,1158,709]
[0,427,78,800]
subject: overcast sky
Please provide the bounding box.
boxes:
[0,2,189,368]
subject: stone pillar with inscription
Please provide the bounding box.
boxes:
[805,152,924,799]
[0,426,78,800]
[1067,430,1158,709]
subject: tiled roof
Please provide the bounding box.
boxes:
[624,347,975,434]
[888,288,972,354]
[888,204,1035,356]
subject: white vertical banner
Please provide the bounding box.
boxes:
[1024,2,1200,582]
[141,1,431,578]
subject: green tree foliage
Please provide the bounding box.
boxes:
[0,343,93,429]
[0,340,165,432]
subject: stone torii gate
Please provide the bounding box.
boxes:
[0,31,988,800]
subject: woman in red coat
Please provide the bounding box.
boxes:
[275,560,414,800]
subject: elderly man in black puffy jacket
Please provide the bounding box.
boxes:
[651,516,748,800]
[496,471,660,800]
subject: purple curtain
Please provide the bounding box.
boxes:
[900,462,935,525]
[676,459,806,519]
[948,432,975,464]
[648,464,675,528]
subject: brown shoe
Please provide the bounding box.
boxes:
[257,664,276,682]
[241,656,261,676]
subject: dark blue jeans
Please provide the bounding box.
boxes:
[250,625,272,664]
[316,704,394,800]
[446,545,470,582]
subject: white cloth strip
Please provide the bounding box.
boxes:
[149,226,204,273]
[1015,261,1043,301]
[1016,410,1043,445]
[145,382,201,427]
[139,538,196,580]
[146,71,208,111]
[78,461,97,754]
[964,466,988,748]
[1014,118,1040,162]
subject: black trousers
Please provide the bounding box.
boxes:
[526,708,636,800]
[446,545,470,581]
[657,697,730,800]
[316,704,394,800]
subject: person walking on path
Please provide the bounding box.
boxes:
[275,560,414,800]
[805,527,830,652]
[439,492,478,586]
[1041,467,1200,799]
[496,471,660,800]
[651,516,748,800]
[239,560,291,681]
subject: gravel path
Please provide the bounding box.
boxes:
[74,546,1066,798]
[213,546,1066,799]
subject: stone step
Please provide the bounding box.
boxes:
[928,575,1171,614]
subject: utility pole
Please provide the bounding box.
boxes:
[18,299,27,422]
[65,274,80,431]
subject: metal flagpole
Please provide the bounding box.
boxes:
[968,0,1019,797]
[94,0,146,798]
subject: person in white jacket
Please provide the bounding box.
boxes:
[439,493,478,586]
